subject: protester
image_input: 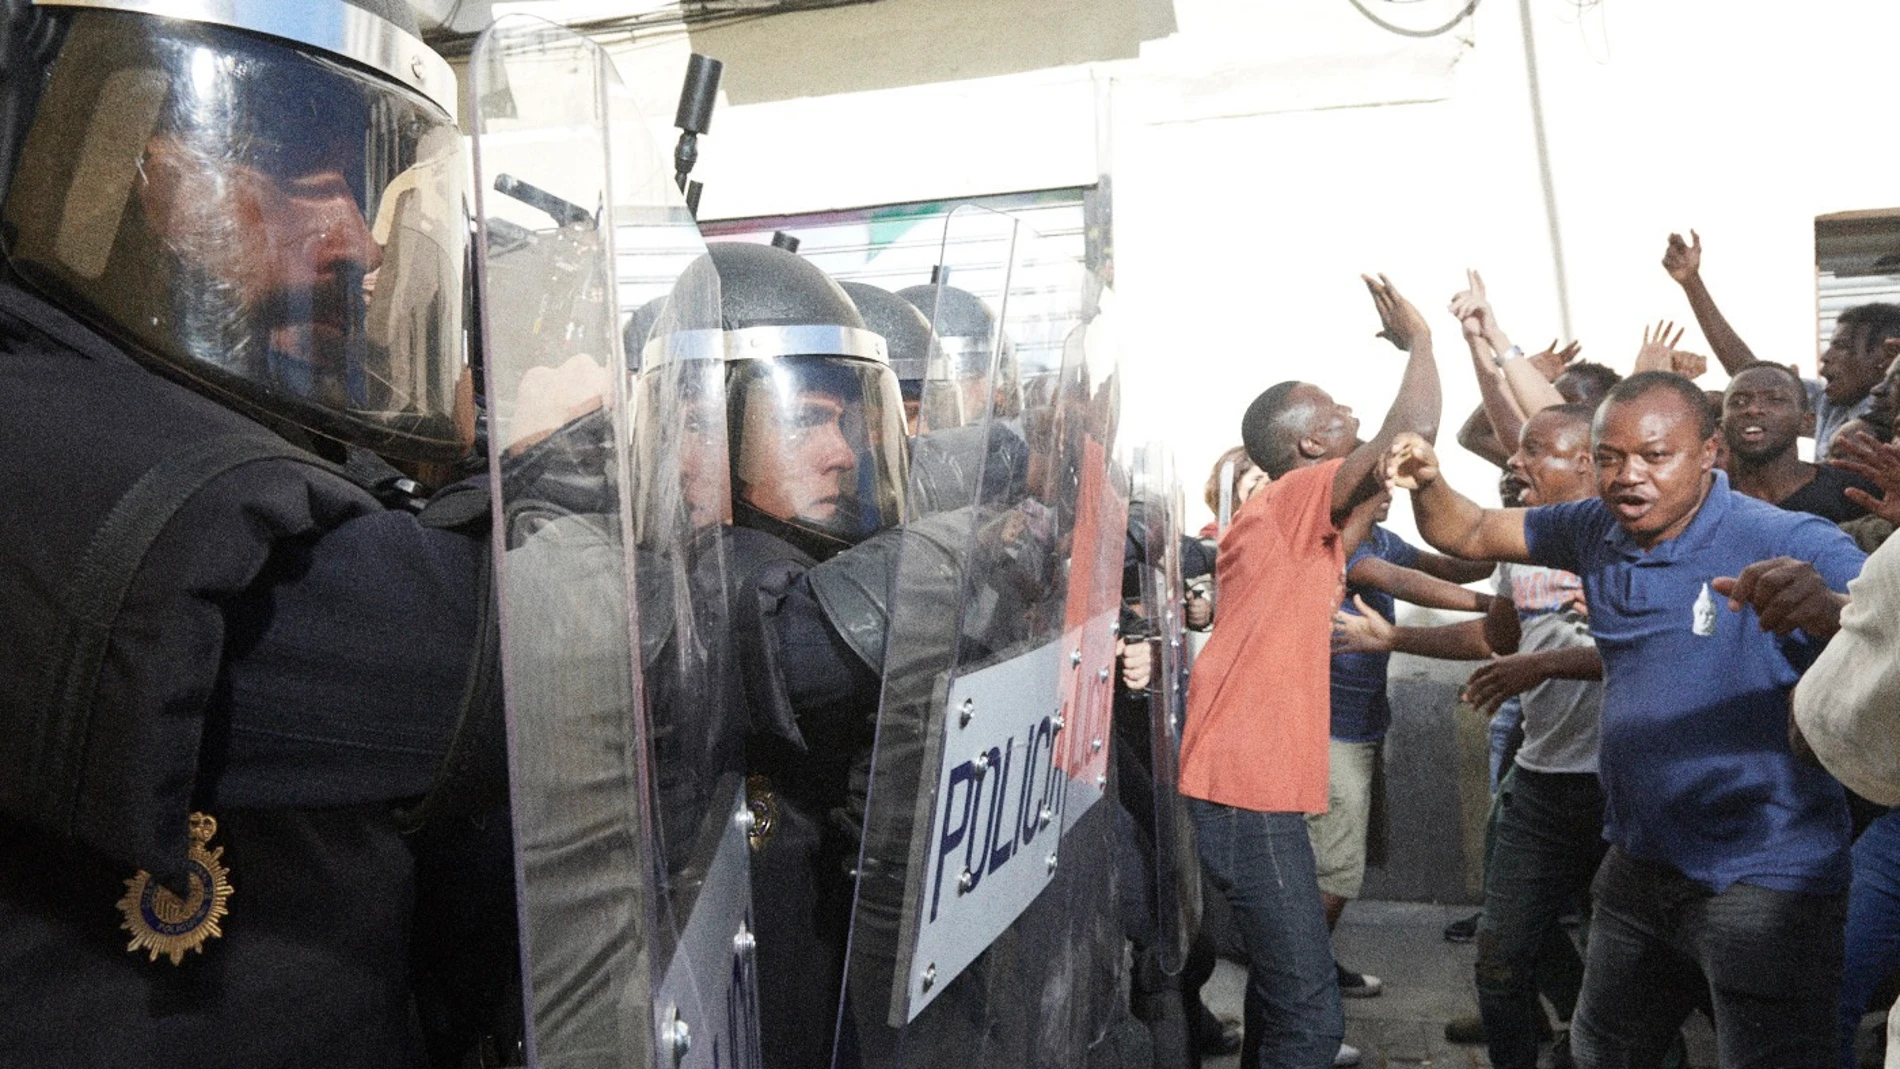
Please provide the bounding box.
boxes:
[1395,371,1863,1067]
[1180,274,1440,1069]
[1663,230,1900,460]
[1720,361,1875,521]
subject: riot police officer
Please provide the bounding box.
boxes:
[640,240,909,1069]
[0,2,514,1064]
[840,279,941,436]
[895,279,1023,427]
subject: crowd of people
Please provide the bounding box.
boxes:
[1179,235,1900,1069]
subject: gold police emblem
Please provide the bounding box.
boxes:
[116,812,234,965]
[745,774,779,852]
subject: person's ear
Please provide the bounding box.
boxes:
[1880,336,1900,367]
[1700,432,1720,473]
[1296,434,1328,460]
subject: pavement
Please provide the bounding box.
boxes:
[1196,899,1735,1069]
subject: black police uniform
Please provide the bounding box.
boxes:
[0,281,511,1067]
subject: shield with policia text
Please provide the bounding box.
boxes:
[831,205,1126,1068]
[1129,442,1201,976]
[471,18,758,1069]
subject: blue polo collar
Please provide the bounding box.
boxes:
[1602,469,1730,562]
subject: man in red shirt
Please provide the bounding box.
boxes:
[1182,276,1441,1067]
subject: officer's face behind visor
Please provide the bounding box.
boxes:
[1,11,469,460]
[730,357,907,547]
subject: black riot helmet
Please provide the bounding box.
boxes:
[838,279,946,436]
[895,280,1023,425]
[0,0,470,461]
[641,242,908,561]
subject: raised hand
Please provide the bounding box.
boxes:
[1333,595,1396,654]
[1709,557,1847,637]
[1365,273,1430,352]
[1670,349,1710,380]
[1634,319,1687,373]
[1663,230,1702,285]
[1386,432,1439,491]
[1830,430,1900,524]
[1447,269,1496,340]
[1528,338,1583,383]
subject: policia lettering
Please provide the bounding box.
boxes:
[931,713,1061,922]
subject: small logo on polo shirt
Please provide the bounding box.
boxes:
[1692,582,1717,637]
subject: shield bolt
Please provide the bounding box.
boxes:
[922,963,938,992]
[1070,648,1083,666]
[1046,853,1058,874]
[972,752,989,776]
[957,867,974,893]
[959,698,975,728]
[663,1007,691,1064]
[1052,715,1065,734]
[1097,667,1110,683]
[733,924,756,956]
[1091,737,1103,753]
[1039,806,1052,829]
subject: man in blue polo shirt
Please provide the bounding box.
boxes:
[1389,371,1865,1068]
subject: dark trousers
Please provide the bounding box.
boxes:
[1840,809,1900,1069]
[1188,799,1342,1068]
[1476,766,1606,1069]
[1572,846,1846,1069]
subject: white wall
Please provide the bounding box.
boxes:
[510,0,1900,531]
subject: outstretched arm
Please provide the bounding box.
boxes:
[1348,556,1496,613]
[1390,434,1534,563]
[1456,402,1514,469]
[1411,548,1496,585]
[1333,276,1442,525]
[1462,646,1603,715]
[1333,600,1491,659]
[1663,230,1758,375]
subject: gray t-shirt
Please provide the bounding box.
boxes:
[1806,377,1873,462]
[1496,563,1603,775]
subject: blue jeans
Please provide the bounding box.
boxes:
[1489,698,1525,794]
[1476,766,1606,1069]
[1189,798,1343,1068]
[1572,846,1846,1069]
[1840,810,1900,1069]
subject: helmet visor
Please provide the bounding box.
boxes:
[727,355,907,552]
[2,10,469,459]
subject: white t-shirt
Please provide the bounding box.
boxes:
[1497,562,1603,775]
[1794,531,1900,805]
[1806,378,1873,462]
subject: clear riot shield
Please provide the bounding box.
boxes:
[835,206,1121,1068]
[1130,443,1202,977]
[471,18,756,1069]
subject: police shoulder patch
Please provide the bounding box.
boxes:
[117,812,234,965]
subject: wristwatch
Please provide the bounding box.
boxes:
[1492,345,1524,368]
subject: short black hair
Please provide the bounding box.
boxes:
[1240,381,1309,477]
[1535,402,1596,431]
[1553,361,1621,407]
[1836,302,1900,354]
[1598,371,1718,440]
[1725,361,1810,413]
